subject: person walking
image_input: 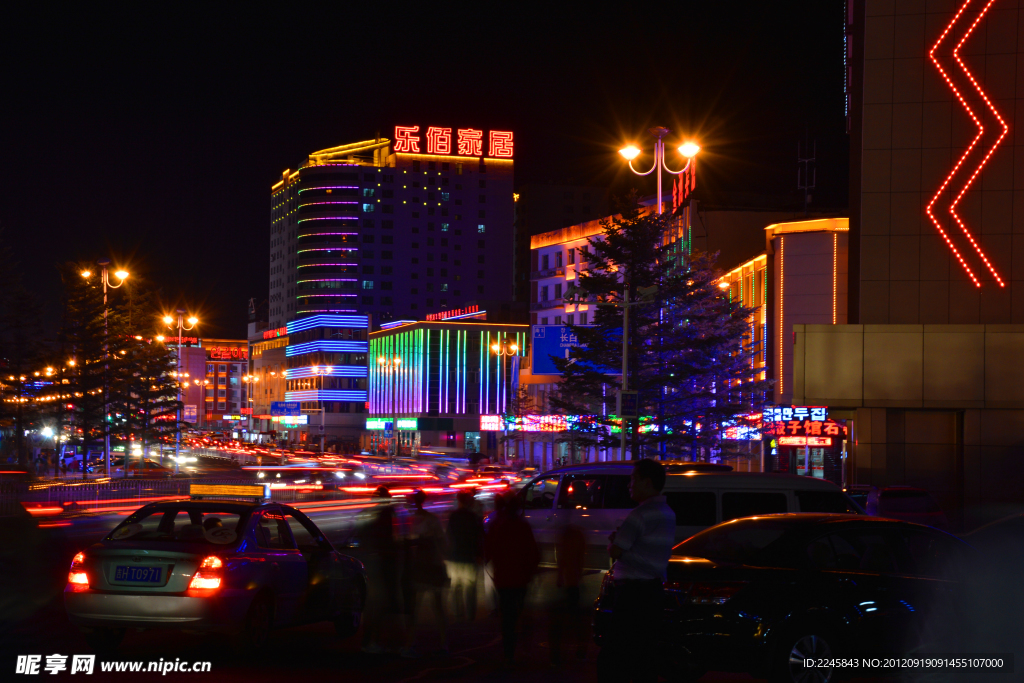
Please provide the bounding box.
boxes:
[358,486,401,654]
[597,458,675,683]
[484,491,540,668]
[401,489,449,657]
[446,490,485,621]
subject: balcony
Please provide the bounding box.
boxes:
[530,298,564,311]
[531,266,564,280]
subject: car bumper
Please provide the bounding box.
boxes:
[64,587,253,633]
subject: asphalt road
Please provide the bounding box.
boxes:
[0,507,939,683]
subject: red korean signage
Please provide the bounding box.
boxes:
[394,126,513,159]
[207,346,249,360]
[262,326,287,340]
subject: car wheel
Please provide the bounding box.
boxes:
[82,627,125,653]
[771,630,835,683]
[334,612,361,639]
[233,595,271,653]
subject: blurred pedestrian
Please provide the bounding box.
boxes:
[550,512,587,666]
[358,485,401,654]
[597,459,674,683]
[60,459,68,478]
[446,490,484,621]
[485,490,540,668]
[402,489,449,657]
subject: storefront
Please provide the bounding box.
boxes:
[762,406,848,487]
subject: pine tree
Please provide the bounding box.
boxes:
[550,196,770,461]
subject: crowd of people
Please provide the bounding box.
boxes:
[355,458,674,681]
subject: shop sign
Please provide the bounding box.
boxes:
[366,417,418,430]
[764,406,827,422]
[764,419,846,437]
[394,126,513,158]
[778,436,833,447]
[273,415,308,426]
[207,346,249,360]
[263,326,287,340]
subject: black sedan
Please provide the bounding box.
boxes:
[594,514,981,683]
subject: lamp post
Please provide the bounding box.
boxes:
[490,338,518,464]
[81,262,128,478]
[162,310,198,474]
[376,355,401,460]
[242,375,259,444]
[619,128,699,215]
[192,378,210,432]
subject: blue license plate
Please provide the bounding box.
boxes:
[114,566,162,583]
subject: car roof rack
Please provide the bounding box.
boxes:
[190,483,270,504]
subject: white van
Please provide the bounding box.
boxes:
[517,463,862,568]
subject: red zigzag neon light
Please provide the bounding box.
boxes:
[926,0,1006,288]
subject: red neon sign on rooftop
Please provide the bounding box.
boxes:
[394,126,511,159]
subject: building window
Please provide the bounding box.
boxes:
[554,316,562,324]
[478,210,486,219]
[441,223,449,232]
[381,236,394,244]
[554,283,562,299]
[218,365,226,372]
[477,285,484,294]
[207,364,214,373]
[362,204,375,212]
[442,192,450,201]
[413,160,421,172]
[361,295,373,304]
[218,402,226,410]
[381,281,393,290]
[382,220,393,229]
[568,249,575,264]
[542,254,549,270]
[362,280,373,289]
[556,252,563,267]
[541,286,548,301]
[427,238,435,246]
[477,269,485,277]
[382,266,393,274]
[218,389,226,397]
[382,205,393,214]
[362,188,375,197]
[411,257,418,264]
[382,296,393,305]
[441,283,448,291]
[362,235,374,243]
[477,239,485,248]
[477,224,485,233]
[381,251,392,259]
[428,161,436,170]
[541,317,548,325]
[479,194,486,203]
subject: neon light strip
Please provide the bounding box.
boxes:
[297,309,358,314]
[285,390,368,401]
[287,315,369,333]
[297,186,359,192]
[299,202,359,207]
[298,217,358,222]
[286,335,365,351]
[948,0,1005,286]
[298,232,357,236]
[444,309,488,320]
[778,236,784,396]
[285,366,368,379]
[832,232,838,325]
[924,0,990,287]
[381,320,417,330]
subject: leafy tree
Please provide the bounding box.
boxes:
[550,196,769,461]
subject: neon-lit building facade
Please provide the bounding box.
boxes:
[367,319,528,456]
[269,129,514,330]
[796,0,1024,527]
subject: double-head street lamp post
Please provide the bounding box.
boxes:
[376,355,401,460]
[308,367,328,455]
[80,262,129,478]
[242,375,259,443]
[490,339,518,463]
[606,130,699,459]
[163,311,198,475]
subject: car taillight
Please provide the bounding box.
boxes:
[687,581,747,605]
[68,552,88,587]
[188,556,223,590]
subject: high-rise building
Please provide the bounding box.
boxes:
[269,127,515,329]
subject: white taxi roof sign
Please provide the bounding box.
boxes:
[190,483,270,503]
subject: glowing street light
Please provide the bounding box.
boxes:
[620,127,700,214]
[163,309,199,474]
[377,355,402,460]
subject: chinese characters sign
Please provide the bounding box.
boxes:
[394,126,513,158]
[207,346,249,360]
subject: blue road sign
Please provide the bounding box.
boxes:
[271,401,302,417]
[531,325,589,375]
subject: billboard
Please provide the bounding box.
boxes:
[531,325,589,375]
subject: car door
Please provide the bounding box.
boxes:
[551,473,611,569]
[254,508,307,626]
[519,474,561,564]
[283,509,337,623]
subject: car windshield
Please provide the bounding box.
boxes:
[879,490,940,514]
[108,506,247,545]
[672,518,792,564]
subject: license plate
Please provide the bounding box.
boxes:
[114,566,162,583]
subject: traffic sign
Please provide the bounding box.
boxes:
[271,402,301,417]
[384,421,393,438]
[617,391,639,418]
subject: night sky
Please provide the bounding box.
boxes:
[1,2,847,339]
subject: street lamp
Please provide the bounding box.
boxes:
[376,355,402,460]
[307,367,333,455]
[81,260,128,478]
[162,310,198,474]
[619,127,699,215]
[242,375,259,444]
[490,339,519,464]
